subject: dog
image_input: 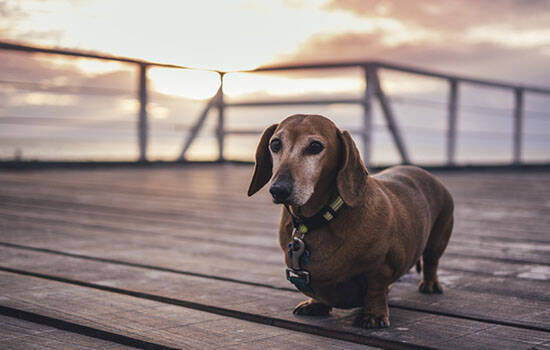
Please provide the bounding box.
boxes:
[247,114,454,328]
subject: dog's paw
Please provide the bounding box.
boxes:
[353,313,390,329]
[418,279,443,294]
[293,299,332,316]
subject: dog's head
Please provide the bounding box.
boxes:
[247,114,368,208]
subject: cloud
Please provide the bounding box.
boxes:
[0,1,24,18]
[324,0,550,33]
[291,0,550,86]
[281,27,550,86]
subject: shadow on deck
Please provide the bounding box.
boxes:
[0,164,549,349]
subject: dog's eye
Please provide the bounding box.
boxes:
[306,141,324,155]
[270,139,282,153]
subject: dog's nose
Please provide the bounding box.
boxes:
[270,175,292,203]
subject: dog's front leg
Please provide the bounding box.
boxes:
[354,278,390,328]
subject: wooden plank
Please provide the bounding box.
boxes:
[6,167,548,212]
[1,168,549,269]
[1,197,549,269]
[2,222,548,293]
[0,265,545,350]
[2,172,549,244]
[1,206,550,304]
[0,186,546,296]
[2,167,549,212]
[436,326,550,350]
[1,186,549,247]
[0,311,172,350]
[0,315,140,349]
[1,212,549,298]
[1,168,549,242]
[0,272,374,350]
[1,248,549,348]
[1,241,548,326]
[0,186,550,249]
[1,166,550,349]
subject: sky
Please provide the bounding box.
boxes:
[1,0,549,163]
[2,0,550,78]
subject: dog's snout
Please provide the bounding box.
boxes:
[270,175,292,204]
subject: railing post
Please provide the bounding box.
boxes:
[217,72,225,162]
[362,64,375,165]
[138,63,148,162]
[447,79,459,166]
[513,88,524,164]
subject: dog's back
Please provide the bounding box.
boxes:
[374,165,453,222]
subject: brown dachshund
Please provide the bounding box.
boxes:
[248,114,454,328]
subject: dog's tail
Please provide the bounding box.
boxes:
[415,259,422,273]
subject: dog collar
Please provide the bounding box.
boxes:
[284,195,345,235]
[284,195,345,294]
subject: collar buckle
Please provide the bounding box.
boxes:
[286,268,311,285]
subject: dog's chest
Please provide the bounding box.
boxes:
[281,229,361,283]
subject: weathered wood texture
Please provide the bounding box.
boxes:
[0,314,140,350]
[0,165,549,349]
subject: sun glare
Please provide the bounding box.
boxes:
[149,68,220,100]
[223,73,364,98]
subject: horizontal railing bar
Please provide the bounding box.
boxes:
[3,41,549,95]
[0,41,205,71]
[252,61,550,95]
[374,62,550,94]
[225,98,363,107]
[248,61,366,72]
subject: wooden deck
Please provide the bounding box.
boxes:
[0,165,549,350]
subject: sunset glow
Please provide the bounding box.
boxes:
[1,0,549,164]
[3,0,549,100]
[149,68,220,100]
[223,73,363,98]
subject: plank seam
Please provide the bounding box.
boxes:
[3,195,550,245]
[0,305,180,350]
[1,207,549,267]
[0,266,439,350]
[1,242,549,332]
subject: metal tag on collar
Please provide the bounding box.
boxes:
[289,236,306,270]
[286,268,311,285]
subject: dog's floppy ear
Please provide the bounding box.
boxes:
[248,124,278,196]
[336,130,368,207]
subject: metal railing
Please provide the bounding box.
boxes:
[2,41,550,166]
[182,61,550,166]
[0,41,196,162]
